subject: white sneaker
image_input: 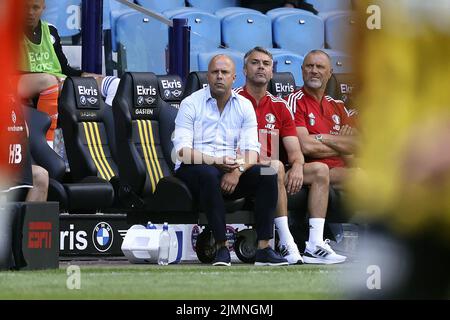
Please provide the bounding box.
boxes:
[279,242,304,265]
[303,239,347,264]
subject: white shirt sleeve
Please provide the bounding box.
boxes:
[238,99,260,154]
[172,98,195,154]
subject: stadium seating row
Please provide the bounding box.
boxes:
[133,0,353,14]
[114,10,352,85]
[43,1,353,86]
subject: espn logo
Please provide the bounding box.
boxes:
[28,221,52,249]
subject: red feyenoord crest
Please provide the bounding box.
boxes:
[265,113,276,130]
[332,114,340,124]
[265,113,276,124]
[332,114,341,131]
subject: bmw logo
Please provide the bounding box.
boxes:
[164,89,171,99]
[137,96,144,106]
[80,96,87,105]
[92,222,114,252]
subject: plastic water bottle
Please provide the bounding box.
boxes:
[158,223,170,265]
[146,221,156,229]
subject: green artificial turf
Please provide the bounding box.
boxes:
[0,263,347,300]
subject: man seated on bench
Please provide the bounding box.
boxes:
[173,54,288,267]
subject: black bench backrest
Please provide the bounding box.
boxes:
[113,72,178,198]
[59,77,118,182]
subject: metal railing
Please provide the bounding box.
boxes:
[82,0,190,81]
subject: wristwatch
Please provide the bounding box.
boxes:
[235,158,245,172]
[315,134,323,142]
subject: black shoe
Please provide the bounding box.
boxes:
[255,247,289,266]
[212,246,231,266]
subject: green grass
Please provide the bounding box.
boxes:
[0,263,347,300]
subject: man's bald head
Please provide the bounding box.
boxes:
[207,54,236,99]
[207,54,236,74]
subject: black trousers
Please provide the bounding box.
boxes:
[176,164,278,242]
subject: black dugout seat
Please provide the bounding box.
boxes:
[156,74,185,109]
[112,73,247,219]
[182,71,208,99]
[326,73,357,109]
[24,106,114,213]
[59,77,118,183]
[268,72,296,98]
[112,72,196,222]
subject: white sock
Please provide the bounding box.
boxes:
[101,76,120,106]
[274,216,294,246]
[308,218,325,245]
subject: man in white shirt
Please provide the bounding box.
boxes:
[173,54,288,266]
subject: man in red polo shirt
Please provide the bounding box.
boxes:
[286,50,358,188]
[286,49,357,263]
[236,47,346,264]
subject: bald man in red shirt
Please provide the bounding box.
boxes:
[286,49,357,263]
[286,50,358,188]
[236,47,346,264]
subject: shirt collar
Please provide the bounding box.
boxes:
[300,86,325,103]
[242,85,270,108]
[205,85,238,103]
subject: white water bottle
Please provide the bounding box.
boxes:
[158,223,170,265]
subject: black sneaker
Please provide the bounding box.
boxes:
[212,246,231,266]
[254,247,289,266]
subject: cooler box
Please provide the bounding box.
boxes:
[121,225,182,264]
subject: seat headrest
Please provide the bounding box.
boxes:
[157,75,184,109]
[182,71,208,99]
[60,76,108,123]
[129,72,160,119]
[326,73,356,108]
[268,72,296,98]
[71,77,101,110]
